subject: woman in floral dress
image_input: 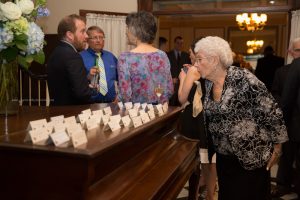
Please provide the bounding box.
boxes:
[117,11,173,103]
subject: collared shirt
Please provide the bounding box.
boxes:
[80,48,118,102]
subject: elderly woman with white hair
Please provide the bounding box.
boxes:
[193,36,288,200]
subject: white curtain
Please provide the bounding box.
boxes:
[287,9,300,64]
[86,13,129,58]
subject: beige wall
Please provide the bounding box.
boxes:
[38,0,137,34]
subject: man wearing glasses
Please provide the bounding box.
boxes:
[80,26,118,103]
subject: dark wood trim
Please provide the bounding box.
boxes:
[153,5,293,16]
[79,9,128,17]
[138,0,153,12]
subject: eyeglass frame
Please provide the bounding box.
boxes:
[88,36,105,41]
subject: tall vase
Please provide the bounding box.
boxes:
[0,59,19,115]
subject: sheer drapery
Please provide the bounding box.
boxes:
[86,13,129,57]
[287,10,300,64]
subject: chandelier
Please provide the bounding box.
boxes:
[236,13,267,32]
[246,39,264,54]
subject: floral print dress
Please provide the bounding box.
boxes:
[117,50,173,103]
[204,66,288,170]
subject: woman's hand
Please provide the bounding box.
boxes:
[266,144,282,171]
[179,68,187,82]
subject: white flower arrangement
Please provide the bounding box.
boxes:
[0,0,49,68]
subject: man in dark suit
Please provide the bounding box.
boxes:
[255,45,284,91]
[272,37,300,198]
[167,36,191,106]
[47,14,94,105]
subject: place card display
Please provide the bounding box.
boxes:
[121,115,132,127]
[141,103,147,110]
[85,118,99,131]
[81,109,92,116]
[66,124,83,137]
[128,109,138,118]
[103,106,112,115]
[139,110,146,115]
[89,114,101,125]
[124,102,133,110]
[77,113,90,124]
[64,116,77,125]
[50,131,70,147]
[71,130,87,148]
[147,104,154,111]
[147,110,156,120]
[92,109,103,116]
[140,113,150,124]
[108,121,122,132]
[118,102,124,110]
[101,114,110,125]
[132,116,143,128]
[28,119,47,130]
[28,127,51,144]
[50,115,64,123]
[109,114,121,124]
[53,123,66,132]
[133,103,141,110]
[163,102,169,113]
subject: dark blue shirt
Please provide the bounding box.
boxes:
[80,48,118,102]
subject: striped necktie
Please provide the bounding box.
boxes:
[96,53,108,96]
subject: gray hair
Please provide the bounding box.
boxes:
[126,11,157,43]
[194,36,233,68]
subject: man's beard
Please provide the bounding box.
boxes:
[73,37,86,51]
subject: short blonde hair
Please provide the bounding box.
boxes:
[194,36,233,68]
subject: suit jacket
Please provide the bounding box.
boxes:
[47,41,93,105]
[167,50,191,78]
[281,57,300,141]
[255,54,284,91]
[271,64,291,105]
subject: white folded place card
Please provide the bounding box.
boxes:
[121,115,132,127]
[133,103,141,110]
[66,123,84,137]
[141,103,147,110]
[118,102,124,110]
[85,118,98,131]
[147,110,156,120]
[124,102,133,110]
[103,106,112,116]
[140,113,150,124]
[28,119,47,130]
[147,104,154,111]
[77,113,90,124]
[109,114,121,124]
[108,121,121,132]
[92,109,103,116]
[139,110,146,115]
[157,107,164,116]
[50,131,70,147]
[71,130,87,148]
[64,116,77,124]
[53,122,66,132]
[128,109,138,118]
[89,114,101,124]
[81,109,92,116]
[29,129,50,146]
[101,114,110,125]
[132,116,143,128]
[50,115,64,123]
[163,102,169,113]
